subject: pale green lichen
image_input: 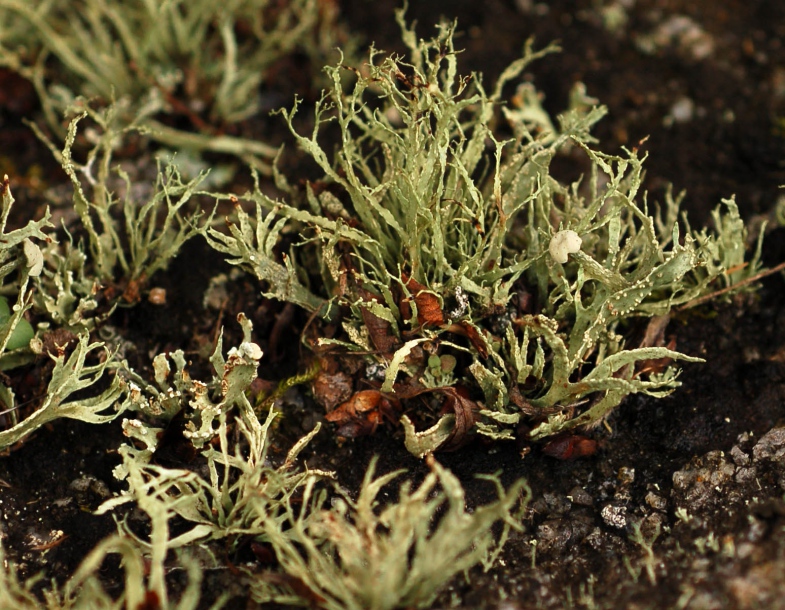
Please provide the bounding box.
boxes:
[0,334,126,450]
[0,174,131,450]
[100,314,329,551]
[91,314,527,609]
[0,0,354,171]
[0,6,774,608]
[0,522,215,610]
[0,101,219,449]
[251,455,528,609]
[28,101,217,333]
[0,177,50,369]
[207,11,765,452]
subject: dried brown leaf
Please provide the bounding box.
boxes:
[326,390,399,439]
[541,434,598,460]
[640,314,671,349]
[325,390,382,424]
[635,314,675,377]
[397,385,478,455]
[359,288,399,355]
[444,321,490,358]
[312,363,354,411]
[438,387,478,451]
[402,274,445,327]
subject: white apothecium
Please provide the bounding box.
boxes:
[549,230,582,264]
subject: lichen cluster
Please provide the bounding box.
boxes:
[211,10,762,449]
[0,3,771,608]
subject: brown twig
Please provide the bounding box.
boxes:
[677,259,785,311]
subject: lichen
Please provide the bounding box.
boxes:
[207,10,765,451]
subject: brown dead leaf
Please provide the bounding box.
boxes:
[443,321,490,358]
[359,288,399,355]
[402,273,445,327]
[542,434,598,460]
[640,314,671,349]
[312,369,353,411]
[392,383,479,452]
[325,390,382,424]
[509,384,537,416]
[326,390,400,439]
[324,379,479,447]
[437,386,478,452]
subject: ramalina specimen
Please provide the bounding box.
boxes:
[100,314,327,551]
[30,100,216,330]
[208,11,764,453]
[0,100,218,450]
[252,455,527,610]
[0,175,126,451]
[0,0,352,171]
[98,314,525,609]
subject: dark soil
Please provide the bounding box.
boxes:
[1,1,785,609]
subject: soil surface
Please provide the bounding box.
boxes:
[1,1,785,609]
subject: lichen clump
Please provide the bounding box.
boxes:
[0,4,772,609]
[210,9,763,452]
